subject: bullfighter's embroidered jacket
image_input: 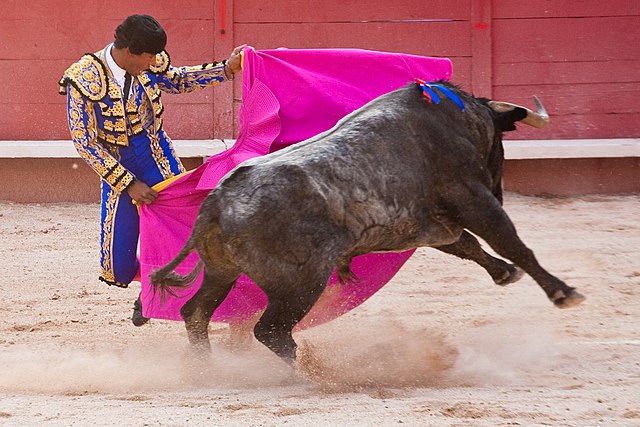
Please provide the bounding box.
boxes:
[59,46,232,192]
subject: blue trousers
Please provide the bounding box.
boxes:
[99,130,185,287]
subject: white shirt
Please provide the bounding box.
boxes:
[104,43,132,98]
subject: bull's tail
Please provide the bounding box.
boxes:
[150,236,203,298]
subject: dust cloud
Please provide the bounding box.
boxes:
[449,322,562,385]
[0,320,560,395]
[296,319,561,391]
[0,337,297,395]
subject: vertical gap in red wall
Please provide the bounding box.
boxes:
[220,0,226,35]
[213,0,235,138]
[471,0,493,98]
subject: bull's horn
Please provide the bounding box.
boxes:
[488,96,549,129]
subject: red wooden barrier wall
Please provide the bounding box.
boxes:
[0,1,638,201]
[492,1,640,140]
[1,0,637,141]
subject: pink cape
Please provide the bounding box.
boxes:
[139,48,452,328]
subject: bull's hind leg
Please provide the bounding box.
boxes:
[435,230,524,286]
[253,269,330,365]
[455,187,585,308]
[180,266,239,353]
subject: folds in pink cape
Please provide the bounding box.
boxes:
[139,48,452,327]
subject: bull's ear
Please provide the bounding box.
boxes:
[494,107,527,132]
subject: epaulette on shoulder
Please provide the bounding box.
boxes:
[58,53,108,101]
[148,50,171,74]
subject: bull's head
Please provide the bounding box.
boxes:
[488,96,549,129]
[482,95,549,203]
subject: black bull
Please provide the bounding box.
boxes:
[151,81,585,364]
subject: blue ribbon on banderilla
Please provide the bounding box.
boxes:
[415,78,465,111]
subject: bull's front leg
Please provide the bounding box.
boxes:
[435,230,524,286]
[454,186,585,309]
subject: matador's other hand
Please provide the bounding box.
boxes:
[127,180,158,205]
[226,44,248,75]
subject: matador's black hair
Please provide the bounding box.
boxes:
[114,14,167,55]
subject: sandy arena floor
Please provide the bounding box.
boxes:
[0,193,639,426]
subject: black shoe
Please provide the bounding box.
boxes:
[132,296,149,327]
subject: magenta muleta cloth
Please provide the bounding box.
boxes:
[139,47,453,329]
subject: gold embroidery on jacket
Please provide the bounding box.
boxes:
[59,54,108,101]
[164,133,186,174]
[100,186,119,282]
[97,129,129,147]
[148,51,171,74]
[68,88,108,176]
[103,118,127,133]
[156,62,229,94]
[68,86,134,191]
[65,46,230,195]
[99,102,125,118]
[148,133,172,179]
[108,84,122,101]
[137,87,154,132]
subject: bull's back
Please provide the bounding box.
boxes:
[211,83,490,256]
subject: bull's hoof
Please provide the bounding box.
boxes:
[131,296,149,327]
[552,289,586,309]
[494,266,525,286]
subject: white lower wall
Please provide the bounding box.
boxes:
[1,139,639,160]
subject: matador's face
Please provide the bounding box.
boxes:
[125,50,158,76]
